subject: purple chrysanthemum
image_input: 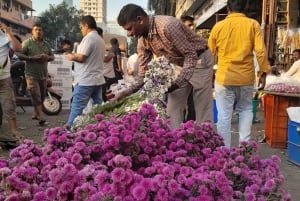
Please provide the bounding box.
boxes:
[132,185,147,200]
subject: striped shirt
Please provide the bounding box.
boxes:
[137,15,207,86]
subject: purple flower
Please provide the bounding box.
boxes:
[46,187,57,200]
[264,178,276,191]
[111,167,126,182]
[33,191,46,201]
[85,132,97,141]
[60,181,74,193]
[244,192,256,201]
[71,153,83,164]
[95,170,109,186]
[55,157,68,167]
[74,141,86,151]
[95,114,104,121]
[124,134,133,142]
[0,167,11,176]
[156,188,168,200]
[108,136,119,147]
[132,185,147,200]
[5,193,20,201]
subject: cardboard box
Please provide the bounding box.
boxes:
[48,54,73,78]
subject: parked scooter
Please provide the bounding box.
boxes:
[42,74,62,115]
[11,67,63,115]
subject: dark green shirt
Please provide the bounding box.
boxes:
[22,37,53,80]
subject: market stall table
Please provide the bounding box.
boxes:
[262,91,300,148]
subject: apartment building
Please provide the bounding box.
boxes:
[0,0,35,40]
[79,0,106,24]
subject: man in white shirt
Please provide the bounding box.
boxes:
[64,15,106,129]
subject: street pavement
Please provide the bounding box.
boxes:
[0,106,299,200]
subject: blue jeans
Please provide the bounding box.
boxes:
[214,82,253,147]
[67,84,102,126]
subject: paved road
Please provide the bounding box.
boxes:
[0,106,299,200]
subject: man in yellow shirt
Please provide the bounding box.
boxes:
[208,0,269,147]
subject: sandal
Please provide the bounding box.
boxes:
[32,116,39,120]
[39,119,46,126]
[11,131,25,142]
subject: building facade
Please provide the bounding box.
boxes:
[79,0,106,24]
[0,0,35,40]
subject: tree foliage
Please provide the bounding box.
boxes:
[147,0,176,16]
[35,2,82,49]
[128,37,137,56]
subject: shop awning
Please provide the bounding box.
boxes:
[195,0,227,27]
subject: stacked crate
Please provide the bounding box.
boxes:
[47,54,73,110]
[264,94,300,148]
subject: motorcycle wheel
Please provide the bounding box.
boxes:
[42,95,62,115]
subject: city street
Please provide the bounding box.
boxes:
[0,106,299,200]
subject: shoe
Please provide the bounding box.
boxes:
[253,118,260,123]
[11,131,25,142]
[38,119,46,126]
[63,124,70,131]
[32,116,39,120]
[259,138,266,143]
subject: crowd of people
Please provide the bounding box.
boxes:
[6,0,297,149]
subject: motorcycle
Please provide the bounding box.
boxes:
[11,63,62,115]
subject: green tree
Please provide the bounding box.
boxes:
[35,2,82,49]
[147,0,176,16]
[128,37,137,56]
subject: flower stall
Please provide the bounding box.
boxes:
[0,57,292,200]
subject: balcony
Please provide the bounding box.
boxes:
[16,0,33,10]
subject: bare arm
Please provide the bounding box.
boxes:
[64,53,87,63]
[0,24,22,52]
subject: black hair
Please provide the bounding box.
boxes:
[117,4,147,26]
[80,15,97,29]
[180,16,194,22]
[110,38,119,48]
[227,0,247,12]
[31,23,43,31]
[268,57,275,66]
[292,49,300,54]
[61,39,71,46]
[96,27,103,37]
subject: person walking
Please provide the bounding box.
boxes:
[96,27,115,102]
[63,15,106,130]
[117,4,209,128]
[16,24,54,126]
[0,23,24,146]
[110,38,123,81]
[208,0,270,147]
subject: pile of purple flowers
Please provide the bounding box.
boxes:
[0,103,291,200]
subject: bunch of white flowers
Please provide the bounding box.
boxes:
[140,56,175,118]
[141,56,175,100]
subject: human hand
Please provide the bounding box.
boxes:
[167,83,179,93]
[111,88,132,101]
[40,54,49,61]
[64,53,74,61]
[257,72,267,90]
[0,24,12,35]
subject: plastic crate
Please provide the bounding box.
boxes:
[213,99,217,123]
[288,121,300,144]
[264,94,300,148]
[288,142,300,166]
